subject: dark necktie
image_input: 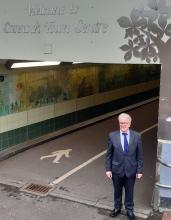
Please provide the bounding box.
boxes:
[122,133,128,153]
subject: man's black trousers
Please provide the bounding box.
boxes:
[112,173,136,211]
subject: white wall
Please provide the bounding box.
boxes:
[0,0,148,63]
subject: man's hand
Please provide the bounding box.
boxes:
[106,171,112,179]
[136,173,143,179]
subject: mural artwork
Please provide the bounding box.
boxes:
[0,64,160,116]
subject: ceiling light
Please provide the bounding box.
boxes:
[73,62,83,64]
[166,117,171,122]
[11,61,61,68]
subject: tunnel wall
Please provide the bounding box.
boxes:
[0,63,160,153]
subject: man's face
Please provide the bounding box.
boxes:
[119,117,131,132]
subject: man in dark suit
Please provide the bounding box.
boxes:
[105,113,143,220]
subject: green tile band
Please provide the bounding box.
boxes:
[0,88,159,151]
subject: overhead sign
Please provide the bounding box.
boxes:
[0,0,171,63]
[0,0,147,63]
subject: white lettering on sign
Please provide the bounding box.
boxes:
[75,20,108,34]
[28,5,66,16]
[3,21,108,35]
[3,22,41,34]
[40,149,72,163]
[44,22,70,34]
[1,0,135,62]
[2,2,108,36]
[27,3,80,16]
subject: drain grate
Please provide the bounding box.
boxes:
[21,183,53,196]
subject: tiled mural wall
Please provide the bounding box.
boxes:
[0,64,160,151]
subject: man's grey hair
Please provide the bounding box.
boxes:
[118,113,132,123]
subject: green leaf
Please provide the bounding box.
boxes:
[165,23,171,36]
[124,51,132,61]
[120,44,130,51]
[158,15,167,30]
[117,17,132,28]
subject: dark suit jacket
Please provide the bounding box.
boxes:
[105,129,143,177]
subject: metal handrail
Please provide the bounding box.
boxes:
[157,157,171,168]
[155,156,171,188]
[158,139,171,144]
[155,182,171,189]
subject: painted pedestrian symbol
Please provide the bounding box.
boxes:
[40,149,72,163]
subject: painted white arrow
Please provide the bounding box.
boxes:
[40,149,72,163]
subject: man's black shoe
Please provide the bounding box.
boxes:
[127,211,135,220]
[110,209,121,217]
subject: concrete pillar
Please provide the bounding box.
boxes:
[154,64,171,210]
